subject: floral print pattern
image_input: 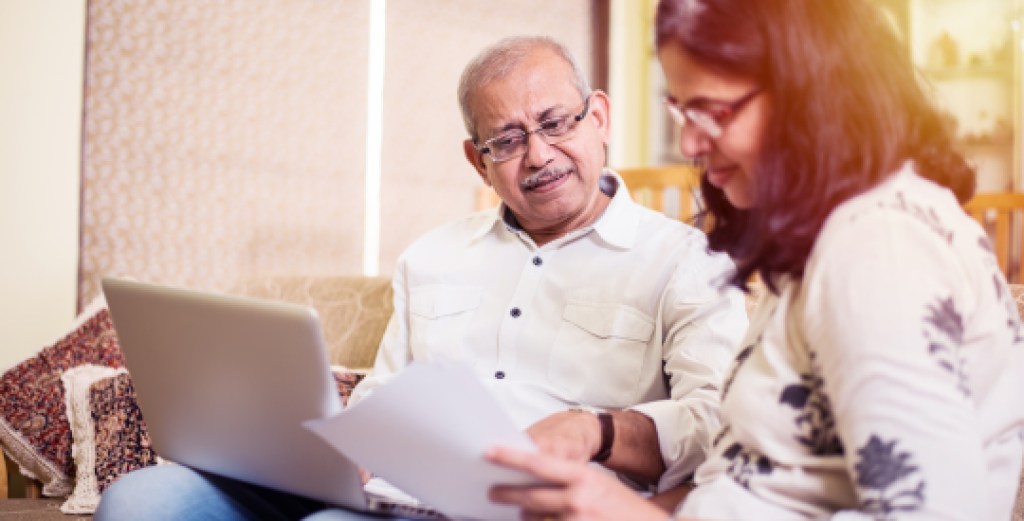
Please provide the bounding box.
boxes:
[877,191,953,244]
[854,435,926,520]
[723,441,774,488]
[0,308,125,495]
[90,373,158,492]
[923,296,969,396]
[778,354,843,456]
[721,340,756,400]
[333,370,366,407]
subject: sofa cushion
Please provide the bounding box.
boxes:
[61,368,158,514]
[87,372,160,493]
[231,276,393,370]
[52,365,364,514]
[0,298,124,497]
[332,366,367,407]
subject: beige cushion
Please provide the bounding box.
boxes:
[231,276,393,370]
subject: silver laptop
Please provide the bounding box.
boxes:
[101,277,442,519]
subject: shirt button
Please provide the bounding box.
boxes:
[532,256,543,266]
[510,307,521,318]
[495,371,506,379]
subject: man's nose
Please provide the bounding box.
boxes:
[523,131,556,168]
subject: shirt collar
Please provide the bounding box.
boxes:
[589,168,640,250]
[469,204,504,242]
[468,168,642,249]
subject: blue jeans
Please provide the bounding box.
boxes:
[96,464,407,521]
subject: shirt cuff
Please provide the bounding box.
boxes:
[630,398,718,492]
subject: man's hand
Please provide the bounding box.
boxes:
[529,409,667,486]
[526,410,602,462]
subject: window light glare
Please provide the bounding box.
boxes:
[363,0,385,276]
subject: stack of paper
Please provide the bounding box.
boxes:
[305,361,544,521]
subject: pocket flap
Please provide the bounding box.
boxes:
[562,301,654,342]
[410,285,482,319]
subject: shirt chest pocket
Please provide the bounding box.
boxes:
[408,285,482,361]
[550,300,655,408]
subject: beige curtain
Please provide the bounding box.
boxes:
[79,0,595,307]
[79,0,369,307]
[379,0,594,275]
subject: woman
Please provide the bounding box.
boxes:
[487,0,1024,519]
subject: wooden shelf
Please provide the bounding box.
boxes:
[923,64,1013,80]
[956,140,1014,149]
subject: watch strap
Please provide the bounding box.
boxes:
[569,407,615,462]
[592,412,614,462]
[593,411,614,460]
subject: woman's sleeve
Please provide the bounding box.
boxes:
[798,207,991,521]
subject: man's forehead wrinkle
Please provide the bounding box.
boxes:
[480,101,567,137]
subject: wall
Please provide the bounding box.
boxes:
[0,0,86,369]
[377,0,593,275]
[607,0,654,169]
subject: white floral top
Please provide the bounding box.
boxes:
[678,163,1024,520]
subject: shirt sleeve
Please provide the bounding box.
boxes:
[630,249,749,492]
[799,207,992,520]
[347,259,412,408]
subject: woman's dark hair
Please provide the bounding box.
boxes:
[656,0,975,291]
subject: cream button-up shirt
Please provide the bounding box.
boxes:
[350,169,748,490]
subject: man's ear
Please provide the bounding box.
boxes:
[588,90,612,147]
[463,139,492,186]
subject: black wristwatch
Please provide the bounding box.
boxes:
[571,407,615,463]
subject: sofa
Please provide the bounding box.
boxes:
[1,276,1022,520]
[0,276,393,520]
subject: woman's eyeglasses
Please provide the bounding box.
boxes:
[664,88,762,139]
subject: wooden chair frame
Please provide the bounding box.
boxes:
[617,165,703,224]
[473,165,704,221]
[964,193,1024,283]
[1,447,42,499]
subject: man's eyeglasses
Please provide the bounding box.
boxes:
[476,95,591,163]
[664,88,761,139]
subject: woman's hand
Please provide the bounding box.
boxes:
[486,445,671,521]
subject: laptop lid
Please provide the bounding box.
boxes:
[101,277,369,509]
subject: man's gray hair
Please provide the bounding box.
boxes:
[458,36,592,143]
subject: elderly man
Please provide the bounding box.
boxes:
[96,36,746,521]
[349,35,747,504]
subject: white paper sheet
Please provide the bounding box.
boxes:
[304,360,544,521]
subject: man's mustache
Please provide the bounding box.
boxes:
[521,167,573,190]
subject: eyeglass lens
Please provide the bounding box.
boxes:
[481,95,590,162]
